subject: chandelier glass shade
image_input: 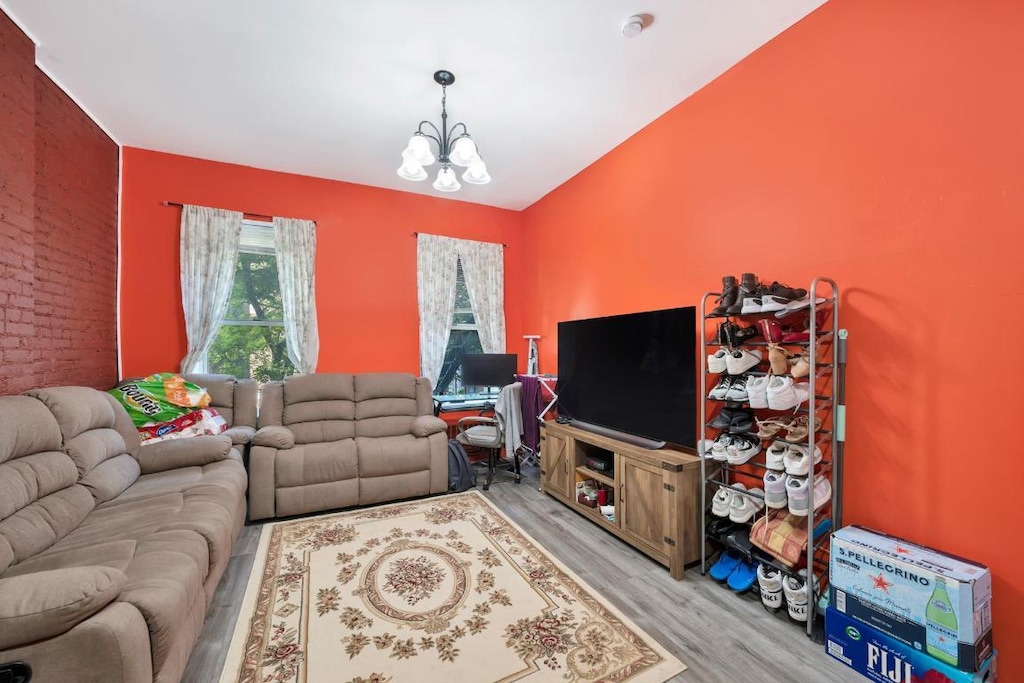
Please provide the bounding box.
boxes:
[397,70,490,193]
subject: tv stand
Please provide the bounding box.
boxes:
[540,420,701,580]
[568,419,667,449]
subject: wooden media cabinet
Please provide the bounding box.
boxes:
[539,421,702,580]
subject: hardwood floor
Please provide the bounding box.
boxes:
[183,465,861,683]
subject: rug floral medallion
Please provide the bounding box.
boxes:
[221,491,685,683]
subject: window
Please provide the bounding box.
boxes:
[435,257,482,395]
[206,221,296,381]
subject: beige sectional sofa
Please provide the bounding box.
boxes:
[0,386,247,683]
[248,372,449,520]
[182,373,258,458]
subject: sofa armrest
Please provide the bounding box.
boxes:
[0,567,126,650]
[252,426,295,449]
[412,415,448,437]
[134,434,233,474]
[222,425,256,445]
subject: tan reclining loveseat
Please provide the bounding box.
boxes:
[0,387,247,683]
[248,373,449,520]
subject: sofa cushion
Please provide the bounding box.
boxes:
[0,395,94,573]
[356,435,432,478]
[282,373,358,444]
[26,387,139,504]
[275,440,358,488]
[0,565,127,650]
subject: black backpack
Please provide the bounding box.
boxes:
[448,439,477,492]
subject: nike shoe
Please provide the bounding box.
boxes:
[783,571,809,622]
[726,434,761,465]
[710,433,734,461]
[765,441,789,471]
[709,376,733,400]
[729,487,766,523]
[711,483,746,517]
[783,443,823,476]
[757,563,785,611]
[740,285,766,315]
[760,282,808,312]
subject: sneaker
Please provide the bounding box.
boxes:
[747,375,769,409]
[757,563,785,611]
[711,483,745,517]
[765,376,798,410]
[785,475,808,514]
[783,443,823,476]
[726,349,762,375]
[760,282,808,312]
[726,434,761,465]
[707,347,729,374]
[765,441,789,471]
[788,474,831,516]
[709,408,734,430]
[783,571,809,622]
[763,470,788,508]
[729,487,765,523]
[792,381,810,406]
[774,295,827,318]
[710,433,734,461]
[709,376,733,400]
[740,285,766,314]
[724,375,750,402]
[727,273,758,316]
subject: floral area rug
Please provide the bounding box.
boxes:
[220,491,686,683]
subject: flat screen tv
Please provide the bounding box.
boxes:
[557,307,696,448]
[460,353,518,390]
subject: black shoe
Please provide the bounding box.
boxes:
[728,409,755,434]
[724,322,759,348]
[711,275,738,316]
[727,273,758,315]
[709,408,734,430]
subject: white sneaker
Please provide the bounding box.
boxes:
[765,440,788,471]
[728,487,765,523]
[792,381,810,406]
[774,296,827,318]
[707,348,729,374]
[757,563,784,610]
[724,375,749,401]
[783,443,823,476]
[708,375,732,400]
[788,474,831,516]
[710,433,733,462]
[765,376,798,410]
[783,571,809,622]
[763,470,788,509]
[741,293,763,314]
[726,349,762,375]
[711,483,745,517]
[746,375,769,409]
[726,435,761,465]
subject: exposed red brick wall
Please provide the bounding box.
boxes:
[0,11,118,394]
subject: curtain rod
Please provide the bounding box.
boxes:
[412,231,508,248]
[162,201,317,225]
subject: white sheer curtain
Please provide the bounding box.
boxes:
[179,205,243,373]
[273,217,319,374]
[459,239,506,354]
[416,234,460,388]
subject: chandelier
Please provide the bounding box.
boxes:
[397,70,491,193]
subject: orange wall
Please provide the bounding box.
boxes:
[119,148,525,379]
[522,0,1022,673]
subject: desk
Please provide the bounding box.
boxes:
[432,393,498,415]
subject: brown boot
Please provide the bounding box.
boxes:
[711,275,738,316]
[727,273,758,315]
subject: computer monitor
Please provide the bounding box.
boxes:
[460,353,517,391]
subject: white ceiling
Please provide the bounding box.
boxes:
[3,0,826,210]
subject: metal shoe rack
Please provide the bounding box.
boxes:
[698,277,847,638]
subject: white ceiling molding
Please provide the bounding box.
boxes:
[3,1,825,210]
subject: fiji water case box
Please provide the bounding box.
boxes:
[829,526,993,671]
[825,608,997,683]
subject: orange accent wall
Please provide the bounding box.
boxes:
[119,148,525,379]
[522,0,1022,672]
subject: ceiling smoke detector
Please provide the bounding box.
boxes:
[621,15,646,38]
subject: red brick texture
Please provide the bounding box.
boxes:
[0,12,118,394]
